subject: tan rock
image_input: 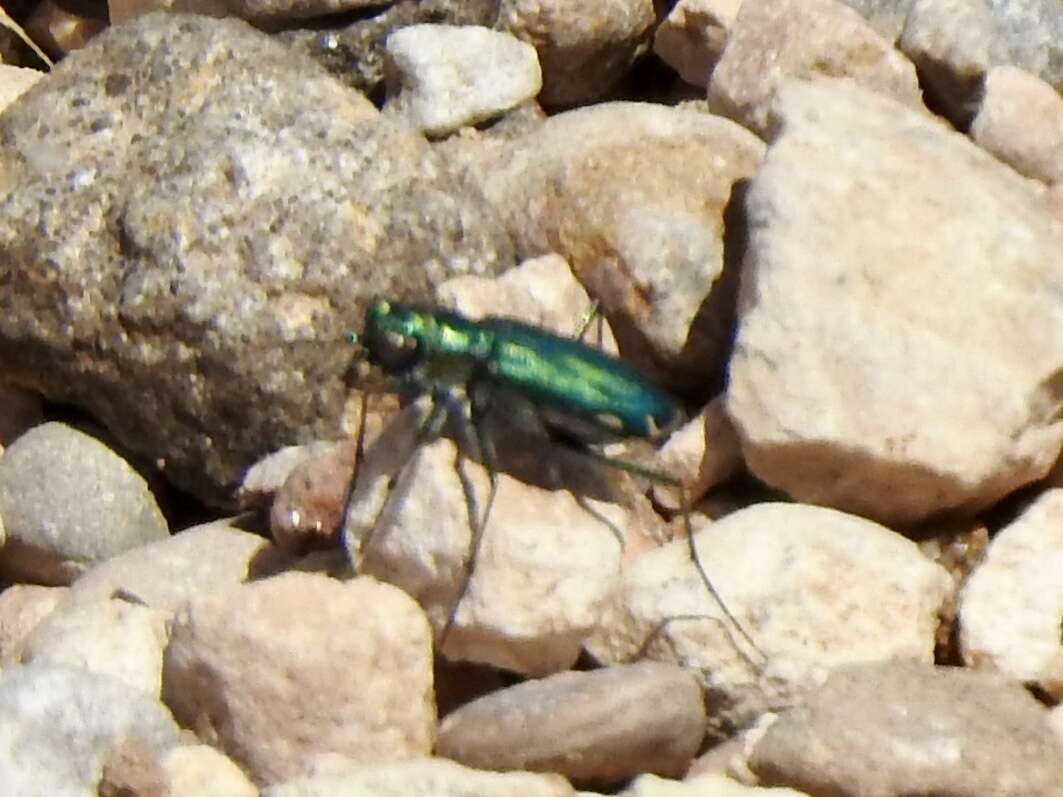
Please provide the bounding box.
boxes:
[708,0,923,136]
[727,78,1063,523]
[162,573,435,786]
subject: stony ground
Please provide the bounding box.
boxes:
[1,1,1063,796]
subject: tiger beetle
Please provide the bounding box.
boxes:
[345,297,762,663]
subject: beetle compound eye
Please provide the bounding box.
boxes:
[367,328,421,372]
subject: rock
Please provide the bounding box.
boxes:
[587,502,952,735]
[269,439,358,552]
[0,663,179,796]
[261,757,575,797]
[384,24,541,136]
[0,422,169,585]
[163,744,259,797]
[0,584,67,665]
[651,396,742,512]
[437,253,618,354]
[653,0,741,87]
[462,102,765,385]
[345,415,625,675]
[20,596,169,695]
[0,65,43,112]
[707,0,923,137]
[971,65,1063,184]
[959,489,1063,697]
[498,0,654,106]
[437,662,706,784]
[279,0,502,98]
[748,661,1063,796]
[241,440,349,503]
[0,13,512,507]
[898,0,1063,126]
[162,572,435,786]
[66,518,273,610]
[727,78,1063,524]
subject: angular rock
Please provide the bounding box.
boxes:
[437,662,706,784]
[587,502,952,735]
[749,661,1063,796]
[345,415,625,676]
[971,65,1063,184]
[261,757,575,797]
[0,422,168,585]
[498,0,654,106]
[959,489,1063,697]
[0,13,512,507]
[99,734,169,797]
[385,24,541,136]
[727,79,1063,524]
[462,102,765,386]
[162,573,435,786]
[708,0,923,136]
[66,518,273,610]
[654,0,741,87]
[20,596,168,695]
[0,663,179,796]
[0,584,67,665]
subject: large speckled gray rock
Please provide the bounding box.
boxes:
[0,422,169,585]
[0,663,180,797]
[0,13,513,507]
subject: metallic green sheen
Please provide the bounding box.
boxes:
[364,299,681,439]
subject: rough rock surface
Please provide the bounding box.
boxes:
[749,661,1063,796]
[959,489,1063,697]
[727,78,1063,523]
[0,422,168,584]
[0,13,512,507]
[162,573,435,786]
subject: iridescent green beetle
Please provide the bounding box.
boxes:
[348,297,760,659]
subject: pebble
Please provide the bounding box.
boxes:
[748,661,1063,796]
[437,662,706,785]
[65,518,274,610]
[498,0,654,106]
[384,24,541,136]
[707,0,922,136]
[162,572,435,786]
[20,595,168,695]
[0,422,169,585]
[0,663,179,795]
[959,488,1063,697]
[163,744,259,797]
[970,64,1063,183]
[0,584,68,666]
[587,502,952,735]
